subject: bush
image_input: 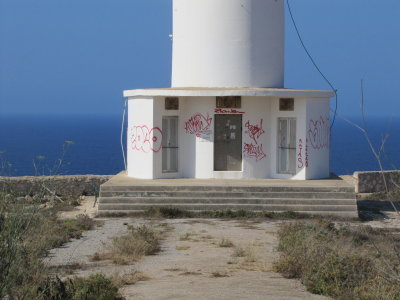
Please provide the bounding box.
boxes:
[274,220,400,299]
[38,274,120,300]
[0,199,98,299]
[96,225,162,264]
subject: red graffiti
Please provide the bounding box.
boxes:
[131,125,162,153]
[214,108,245,114]
[243,143,266,162]
[308,116,329,150]
[245,119,265,144]
[184,113,212,137]
[298,138,304,169]
[305,138,309,167]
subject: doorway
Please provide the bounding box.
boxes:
[162,116,179,173]
[214,114,242,171]
[277,118,296,174]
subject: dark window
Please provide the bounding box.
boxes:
[165,97,179,110]
[216,96,241,108]
[279,98,294,111]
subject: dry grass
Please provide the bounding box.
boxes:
[218,238,235,248]
[179,232,198,241]
[210,271,229,278]
[93,225,164,265]
[232,243,258,262]
[111,271,151,287]
[274,220,400,299]
[179,271,202,276]
[176,245,191,251]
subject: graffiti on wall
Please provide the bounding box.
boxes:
[243,143,266,162]
[245,119,265,145]
[308,116,329,150]
[214,108,244,114]
[243,119,266,161]
[297,138,304,169]
[184,113,213,138]
[131,125,163,153]
[305,138,309,167]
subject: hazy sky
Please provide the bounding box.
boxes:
[1,0,399,117]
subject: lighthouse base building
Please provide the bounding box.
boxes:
[123,0,333,180]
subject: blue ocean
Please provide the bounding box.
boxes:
[0,114,399,176]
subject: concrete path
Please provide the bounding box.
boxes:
[121,219,328,300]
[46,217,328,300]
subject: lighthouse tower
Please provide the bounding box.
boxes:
[123,0,333,180]
[171,0,284,89]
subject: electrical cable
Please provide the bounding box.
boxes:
[120,98,128,170]
[286,0,338,129]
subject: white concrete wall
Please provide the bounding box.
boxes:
[305,99,331,179]
[153,97,183,179]
[269,98,307,180]
[127,97,155,179]
[127,96,331,180]
[172,0,284,88]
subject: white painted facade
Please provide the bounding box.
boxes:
[123,0,333,180]
[125,90,332,180]
[172,0,284,88]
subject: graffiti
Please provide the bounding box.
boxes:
[243,143,266,162]
[184,113,213,137]
[245,119,265,145]
[131,125,162,153]
[308,116,329,150]
[214,108,245,114]
[243,119,266,161]
[305,138,309,167]
[298,139,304,169]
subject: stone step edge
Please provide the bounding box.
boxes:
[99,191,356,196]
[98,196,356,202]
[100,186,355,192]
[96,210,359,218]
[97,203,357,210]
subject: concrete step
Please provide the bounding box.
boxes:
[100,185,355,193]
[97,203,358,212]
[99,191,355,199]
[98,197,356,206]
[97,209,358,218]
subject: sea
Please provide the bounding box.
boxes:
[0,114,399,177]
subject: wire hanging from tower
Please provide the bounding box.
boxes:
[286,0,338,129]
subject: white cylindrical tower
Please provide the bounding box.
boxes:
[171,0,284,88]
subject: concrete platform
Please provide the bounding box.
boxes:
[102,172,355,189]
[98,172,358,218]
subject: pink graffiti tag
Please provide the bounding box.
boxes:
[243,119,266,162]
[308,116,330,150]
[245,119,265,144]
[184,113,213,137]
[214,108,245,114]
[243,143,266,162]
[305,138,309,167]
[131,125,163,153]
[298,138,304,169]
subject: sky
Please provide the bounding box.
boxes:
[0,0,399,118]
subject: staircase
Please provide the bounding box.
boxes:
[97,175,358,218]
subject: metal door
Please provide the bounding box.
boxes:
[162,117,179,173]
[278,118,296,174]
[214,114,242,171]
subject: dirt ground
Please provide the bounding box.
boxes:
[48,212,329,299]
[50,200,400,300]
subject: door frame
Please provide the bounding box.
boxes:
[162,116,179,173]
[277,117,297,175]
[213,114,243,172]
